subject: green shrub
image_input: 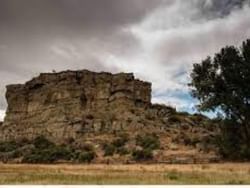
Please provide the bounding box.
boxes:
[0,141,18,152]
[33,136,55,149]
[10,150,23,158]
[0,136,98,164]
[81,144,94,152]
[239,145,250,159]
[0,138,32,153]
[22,146,73,164]
[50,146,73,160]
[75,143,96,163]
[132,149,153,161]
[136,133,160,150]
[102,134,129,157]
[116,147,129,155]
[22,149,56,163]
[112,136,128,148]
[0,136,97,164]
[21,136,98,163]
[103,144,116,156]
[78,151,96,163]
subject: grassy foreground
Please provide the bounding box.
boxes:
[0,163,250,184]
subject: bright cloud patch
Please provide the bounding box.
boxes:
[0,110,5,121]
[101,0,250,113]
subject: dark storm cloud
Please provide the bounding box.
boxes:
[211,0,247,14]
[202,0,249,18]
[0,0,162,33]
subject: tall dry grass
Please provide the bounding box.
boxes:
[0,163,250,184]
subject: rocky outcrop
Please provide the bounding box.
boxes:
[1,70,155,142]
[0,69,220,163]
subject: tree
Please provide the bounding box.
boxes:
[189,39,250,153]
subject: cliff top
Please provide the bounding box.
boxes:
[6,70,151,89]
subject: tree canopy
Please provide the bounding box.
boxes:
[189,39,250,152]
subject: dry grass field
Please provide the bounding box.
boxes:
[0,163,250,184]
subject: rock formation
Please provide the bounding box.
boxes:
[1,70,153,141]
[0,70,220,163]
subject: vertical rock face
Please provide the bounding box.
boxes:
[1,70,153,142]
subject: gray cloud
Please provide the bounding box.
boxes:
[0,0,249,120]
[206,0,248,16]
[0,0,162,34]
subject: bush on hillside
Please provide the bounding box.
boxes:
[0,141,19,152]
[112,134,129,148]
[33,136,55,149]
[22,146,72,164]
[78,151,96,163]
[102,134,129,156]
[116,147,130,155]
[132,149,153,161]
[136,133,160,150]
[103,144,116,156]
[0,136,97,164]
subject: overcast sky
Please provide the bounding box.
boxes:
[0,0,250,121]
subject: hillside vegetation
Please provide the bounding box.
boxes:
[0,109,219,164]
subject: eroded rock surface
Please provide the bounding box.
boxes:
[0,70,220,163]
[1,70,153,142]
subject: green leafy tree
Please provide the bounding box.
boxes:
[189,39,250,159]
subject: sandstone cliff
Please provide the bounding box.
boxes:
[0,70,220,164]
[2,70,153,141]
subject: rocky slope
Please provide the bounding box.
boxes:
[0,70,220,164]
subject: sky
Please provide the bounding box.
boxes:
[0,0,250,121]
